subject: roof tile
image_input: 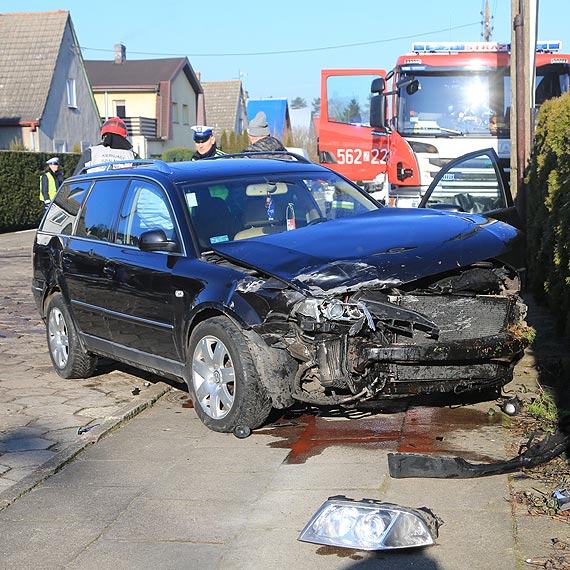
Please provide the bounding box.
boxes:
[0,11,68,121]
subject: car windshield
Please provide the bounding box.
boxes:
[178,171,379,251]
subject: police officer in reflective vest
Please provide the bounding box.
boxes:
[73,117,137,175]
[191,125,225,160]
[39,157,63,209]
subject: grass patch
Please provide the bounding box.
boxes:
[527,386,559,431]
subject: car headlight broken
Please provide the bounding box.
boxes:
[293,299,375,330]
[298,497,441,550]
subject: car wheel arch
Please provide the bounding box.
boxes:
[184,306,249,357]
[42,286,63,319]
[184,309,296,410]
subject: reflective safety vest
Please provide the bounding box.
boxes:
[332,199,355,210]
[85,146,135,172]
[39,172,58,201]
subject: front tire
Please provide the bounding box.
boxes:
[46,294,98,379]
[186,317,272,432]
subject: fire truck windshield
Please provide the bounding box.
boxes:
[397,71,508,137]
[397,63,569,139]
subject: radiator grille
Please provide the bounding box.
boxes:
[398,295,511,342]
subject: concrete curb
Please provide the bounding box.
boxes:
[0,381,172,512]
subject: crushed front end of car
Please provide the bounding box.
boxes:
[214,208,530,411]
[286,262,530,406]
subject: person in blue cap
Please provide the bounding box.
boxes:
[191,125,225,160]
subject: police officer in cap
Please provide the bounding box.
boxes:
[39,157,64,210]
[191,125,225,160]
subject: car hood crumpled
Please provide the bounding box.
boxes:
[212,208,522,295]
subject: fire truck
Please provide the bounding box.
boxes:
[318,41,570,206]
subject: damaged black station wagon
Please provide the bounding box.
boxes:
[32,149,530,432]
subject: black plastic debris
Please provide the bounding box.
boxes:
[388,430,568,479]
[132,387,141,395]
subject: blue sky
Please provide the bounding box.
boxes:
[4,0,568,104]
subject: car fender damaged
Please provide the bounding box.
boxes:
[242,328,297,408]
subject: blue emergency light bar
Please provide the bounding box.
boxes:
[411,41,561,54]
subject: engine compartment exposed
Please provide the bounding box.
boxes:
[276,262,529,406]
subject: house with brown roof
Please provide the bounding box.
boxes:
[85,47,205,158]
[0,11,101,152]
[201,80,248,139]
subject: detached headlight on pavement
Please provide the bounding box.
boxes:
[298,497,441,551]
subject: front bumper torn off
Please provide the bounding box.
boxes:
[388,430,568,479]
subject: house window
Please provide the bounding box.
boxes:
[114,100,126,118]
[182,104,189,125]
[172,102,179,124]
[54,140,67,152]
[66,79,77,108]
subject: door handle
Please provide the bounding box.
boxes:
[103,264,116,278]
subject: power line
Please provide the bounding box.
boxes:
[81,21,480,58]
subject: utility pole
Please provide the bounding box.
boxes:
[482,0,492,41]
[510,0,538,221]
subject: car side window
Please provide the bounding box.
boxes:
[75,178,128,241]
[116,180,177,248]
[41,181,92,235]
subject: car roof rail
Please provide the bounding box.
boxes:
[78,159,172,175]
[212,151,312,164]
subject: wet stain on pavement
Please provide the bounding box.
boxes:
[259,412,404,464]
[398,406,501,452]
[314,545,365,559]
[258,406,502,464]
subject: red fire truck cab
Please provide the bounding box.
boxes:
[318,41,570,206]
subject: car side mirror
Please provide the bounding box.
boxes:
[139,229,178,252]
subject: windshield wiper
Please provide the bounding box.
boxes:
[434,127,464,136]
[404,126,464,137]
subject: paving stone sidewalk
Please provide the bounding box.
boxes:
[0,230,171,502]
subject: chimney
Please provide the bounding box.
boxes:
[114,43,126,64]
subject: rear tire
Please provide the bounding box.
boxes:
[46,294,97,379]
[186,317,272,432]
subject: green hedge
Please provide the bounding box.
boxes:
[0,151,80,232]
[526,91,570,338]
[161,147,194,162]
